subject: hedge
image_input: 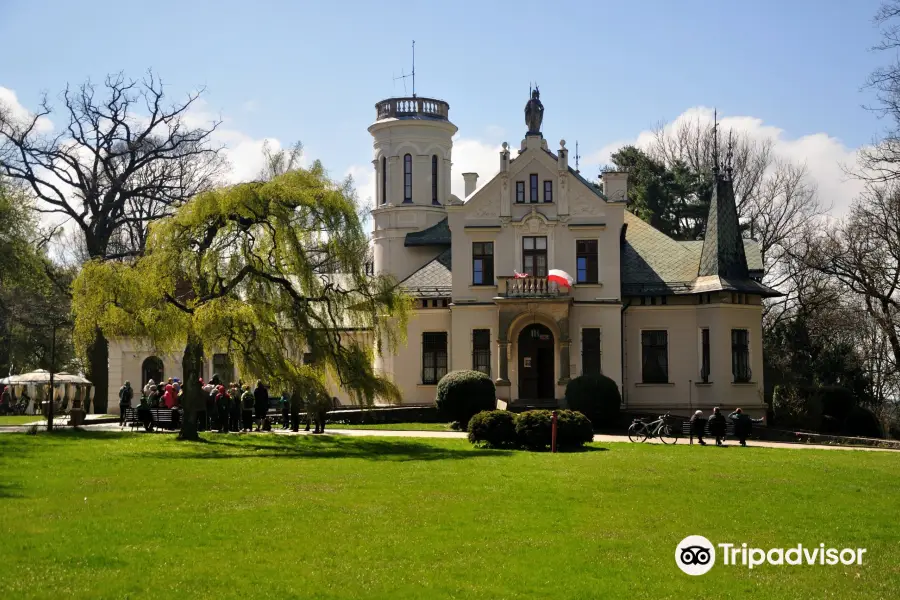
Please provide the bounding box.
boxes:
[564,374,621,428]
[435,370,496,428]
[467,410,518,448]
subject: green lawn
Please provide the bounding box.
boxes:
[0,432,897,599]
[325,422,453,431]
[0,415,43,426]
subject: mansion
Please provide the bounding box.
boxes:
[106,90,779,416]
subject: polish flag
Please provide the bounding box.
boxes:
[513,271,528,279]
[548,269,574,288]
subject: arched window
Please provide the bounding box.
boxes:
[381,156,387,204]
[403,154,412,203]
[432,155,439,205]
[141,356,164,388]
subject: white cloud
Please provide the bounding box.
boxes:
[583,106,864,216]
[0,86,54,133]
[449,137,504,198]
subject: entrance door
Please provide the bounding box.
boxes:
[518,324,555,400]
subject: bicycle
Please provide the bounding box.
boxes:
[628,412,680,444]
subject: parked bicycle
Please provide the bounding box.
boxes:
[628,412,680,444]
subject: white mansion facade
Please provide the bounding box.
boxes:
[106,91,778,416]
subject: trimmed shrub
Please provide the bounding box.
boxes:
[515,410,553,450]
[564,374,621,429]
[435,370,496,428]
[467,410,518,448]
[556,410,594,448]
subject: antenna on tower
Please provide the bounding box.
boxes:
[393,41,416,97]
[575,141,581,173]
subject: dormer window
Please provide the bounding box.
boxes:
[403,154,412,203]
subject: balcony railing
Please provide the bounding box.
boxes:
[375,97,450,121]
[498,276,569,298]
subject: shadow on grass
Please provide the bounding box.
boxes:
[142,434,513,462]
[0,480,23,498]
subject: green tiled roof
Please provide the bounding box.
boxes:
[404,218,451,247]
[399,248,452,296]
[678,240,763,274]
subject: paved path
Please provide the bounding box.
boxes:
[1,422,898,452]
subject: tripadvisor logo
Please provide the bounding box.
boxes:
[675,536,866,575]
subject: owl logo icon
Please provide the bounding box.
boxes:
[675,536,716,575]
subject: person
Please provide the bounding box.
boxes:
[147,384,161,408]
[241,385,255,432]
[253,380,269,432]
[0,385,11,415]
[728,408,764,447]
[160,384,174,409]
[143,379,156,397]
[689,409,707,446]
[202,379,215,431]
[708,407,727,446]
[279,390,291,430]
[215,385,230,433]
[118,381,134,427]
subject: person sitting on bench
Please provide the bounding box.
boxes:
[690,410,707,446]
[708,407,727,446]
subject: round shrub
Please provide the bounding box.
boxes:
[843,406,883,439]
[515,410,553,450]
[435,370,496,428]
[467,410,518,447]
[564,374,621,429]
[556,410,594,448]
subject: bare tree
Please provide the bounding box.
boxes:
[0,71,226,411]
[258,140,303,180]
[860,1,900,181]
[801,184,900,371]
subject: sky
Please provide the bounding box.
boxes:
[0,0,891,215]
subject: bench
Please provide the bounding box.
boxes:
[124,407,179,431]
[681,419,736,445]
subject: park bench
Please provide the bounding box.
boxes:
[124,407,178,431]
[682,419,736,445]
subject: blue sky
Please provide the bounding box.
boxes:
[0,0,889,210]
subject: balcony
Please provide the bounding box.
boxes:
[498,276,569,299]
[375,97,450,121]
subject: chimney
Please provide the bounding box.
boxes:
[463,172,479,197]
[601,171,628,203]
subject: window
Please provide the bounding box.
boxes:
[544,180,553,203]
[380,156,387,204]
[422,332,448,384]
[641,330,668,383]
[576,240,598,283]
[700,328,710,383]
[432,155,439,205]
[582,328,602,375]
[473,329,491,376]
[403,153,412,203]
[530,174,539,202]
[472,242,494,285]
[732,329,751,383]
[212,353,234,382]
[522,236,548,277]
[516,181,525,203]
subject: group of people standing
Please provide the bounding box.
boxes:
[199,375,278,433]
[690,407,765,446]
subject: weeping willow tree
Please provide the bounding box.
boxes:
[72,162,410,440]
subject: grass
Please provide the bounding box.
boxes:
[325,421,454,431]
[0,432,898,599]
[0,415,44,426]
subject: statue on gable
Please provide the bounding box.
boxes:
[525,86,544,135]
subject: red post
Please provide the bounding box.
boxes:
[551,410,558,453]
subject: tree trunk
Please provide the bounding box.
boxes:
[85,329,108,414]
[178,337,204,441]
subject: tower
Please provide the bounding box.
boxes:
[369,96,457,281]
